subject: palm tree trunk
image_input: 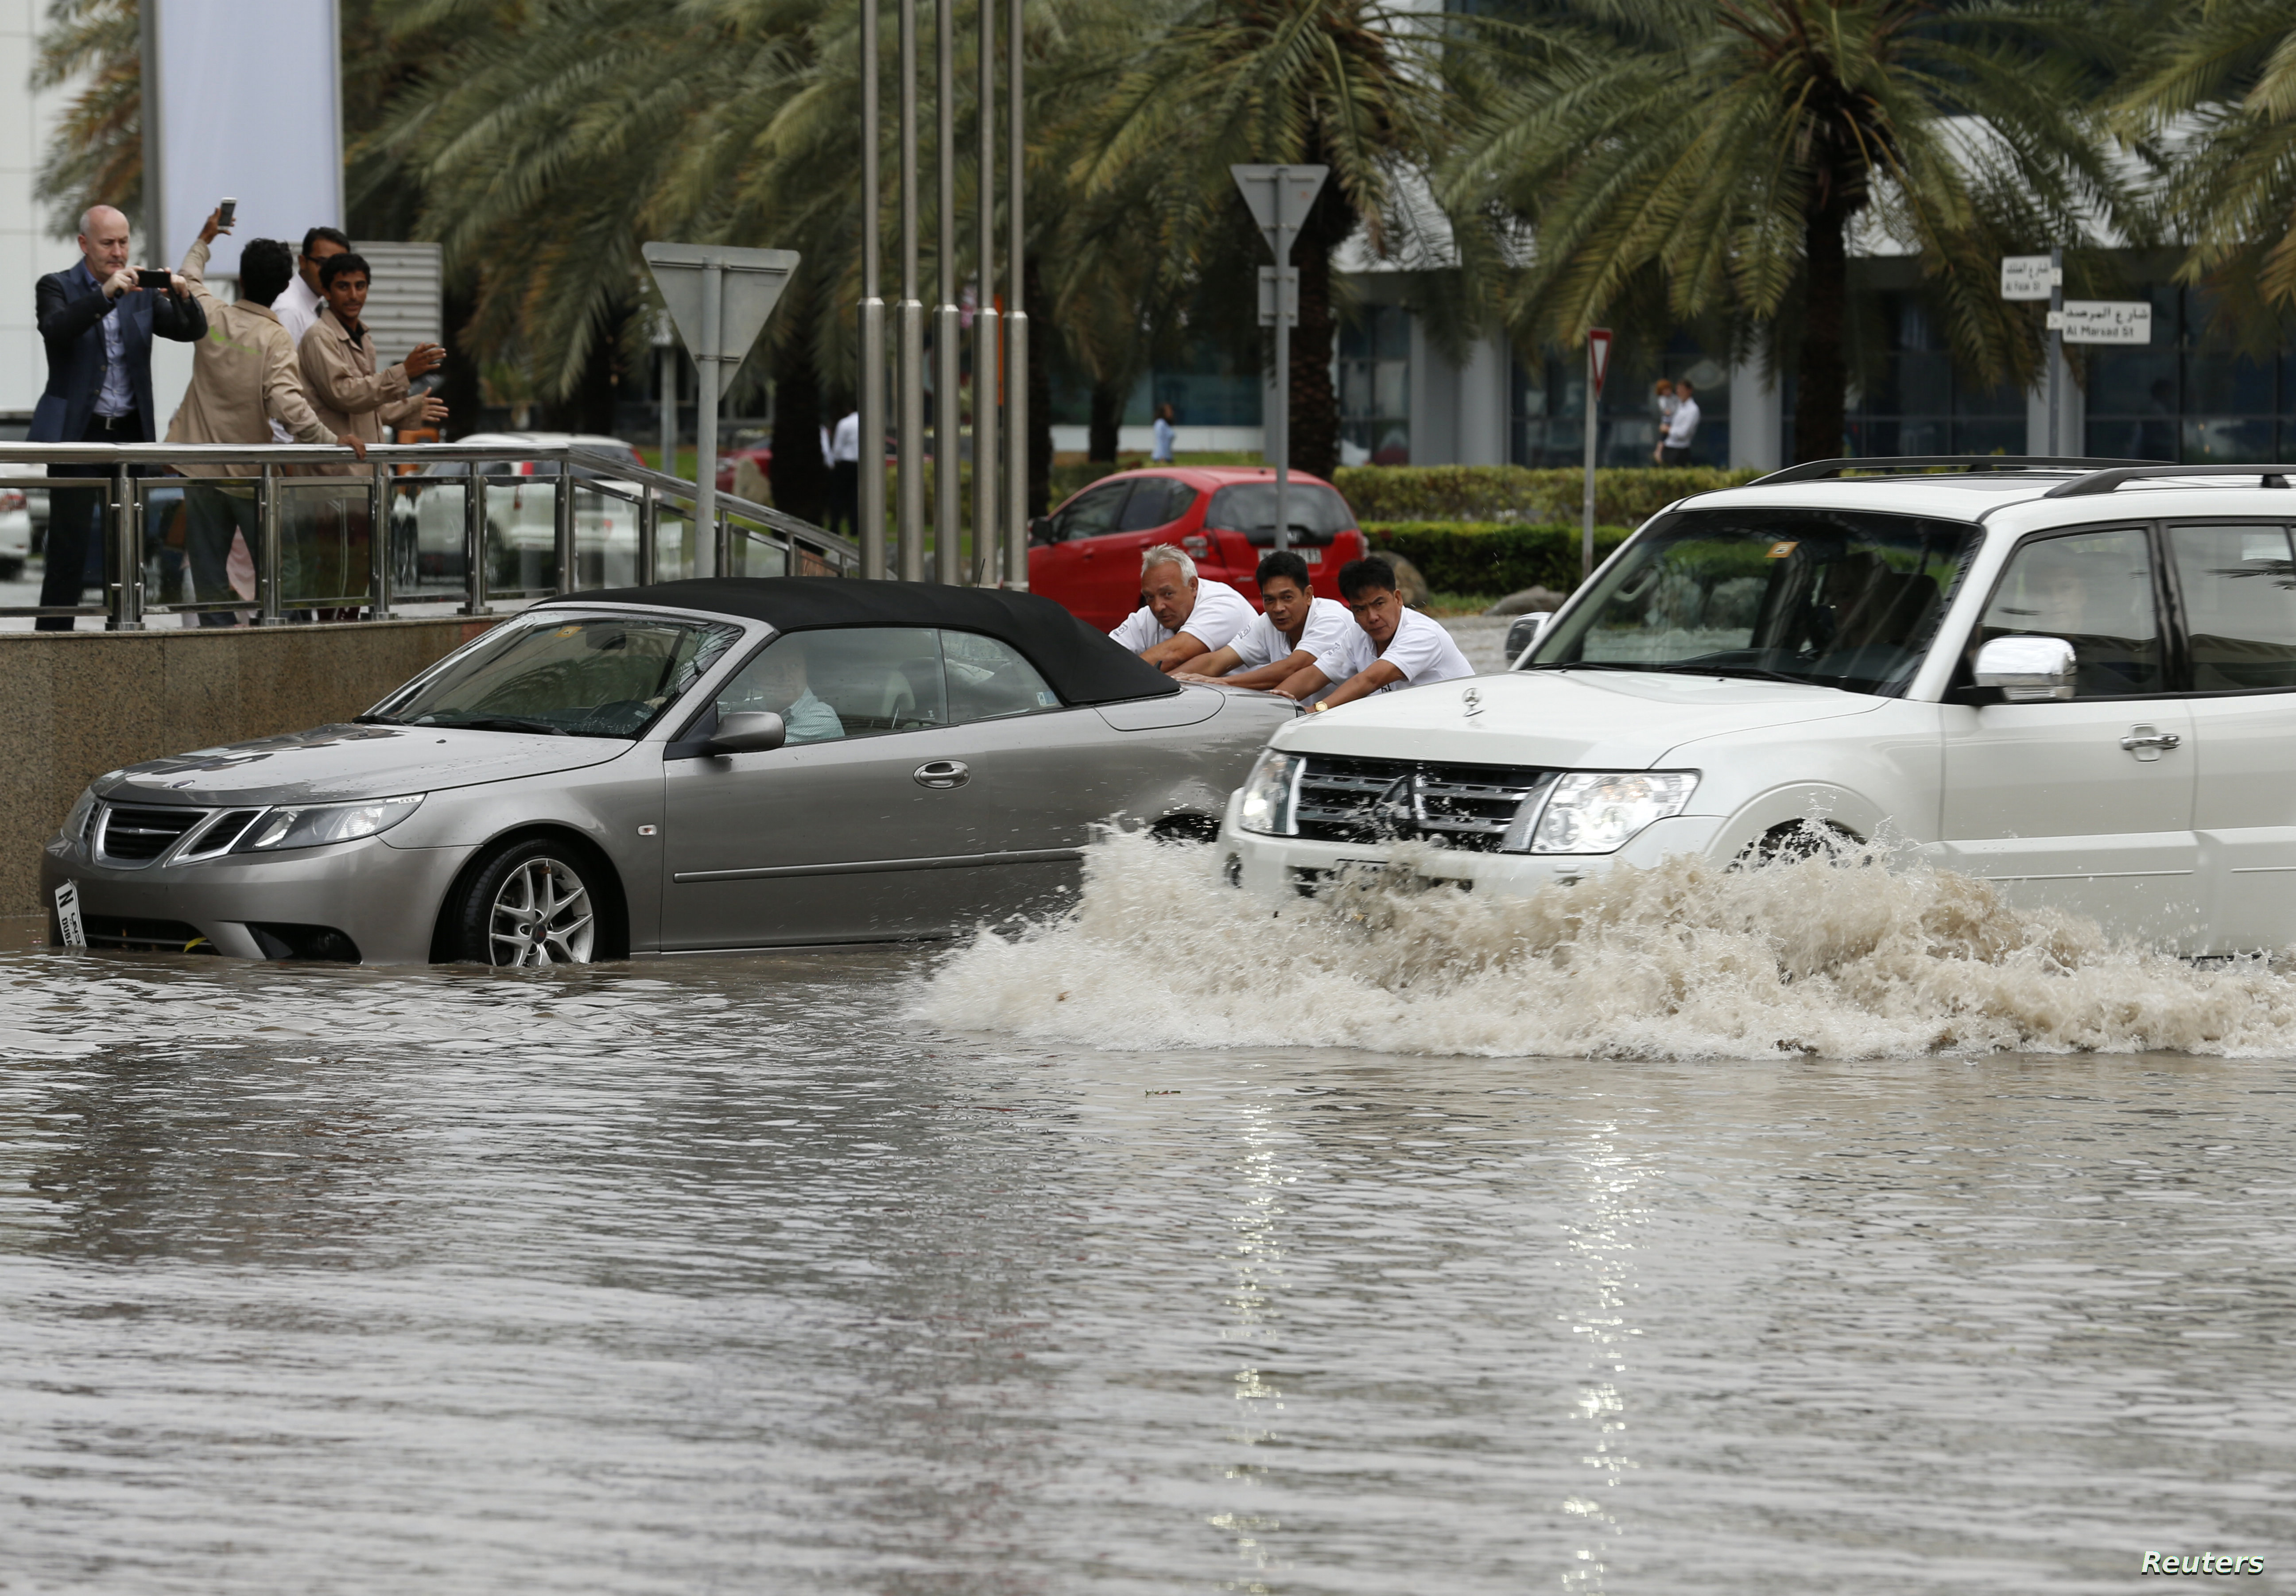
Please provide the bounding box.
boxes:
[1793,202,1851,465]
[1289,171,1352,481]
[1088,381,1124,462]
[769,302,830,524]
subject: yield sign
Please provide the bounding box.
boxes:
[1587,327,1613,399]
[642,242,800,397]
[1231,164,1330,265]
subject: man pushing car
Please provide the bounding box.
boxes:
[1276,554,1473,710]
[1109,543,1257,672]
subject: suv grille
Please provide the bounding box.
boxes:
[97,804,204,863]
[1295,755,1553,851]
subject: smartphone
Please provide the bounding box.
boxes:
[217,197,237,228]
[136,267,170,289]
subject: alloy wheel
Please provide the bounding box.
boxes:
[486,856,595,966]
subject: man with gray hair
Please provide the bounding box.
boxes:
[1108,543,1258,672]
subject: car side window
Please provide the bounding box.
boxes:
[1979,527,2164,696]
[715,627,948,742]
[1117,477,1194,531]
[2167,523,2296,691]
[941,631,1061,724]
[1051,480,1132,542]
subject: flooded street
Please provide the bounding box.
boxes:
[4,848,2295,1592]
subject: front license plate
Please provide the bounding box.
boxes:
[1300,548,1322,563]
[53,881,85,948]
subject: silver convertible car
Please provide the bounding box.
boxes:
[42,579,1295,965]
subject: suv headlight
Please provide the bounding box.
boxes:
[233,794,425,853]
[1236,750,1303,837]
[1524,771,1698,855]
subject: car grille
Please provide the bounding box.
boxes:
[1295,755,1554,851]
[96,803,204,863]
[81,915,217,953]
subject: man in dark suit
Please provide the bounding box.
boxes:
[31,204,207,630]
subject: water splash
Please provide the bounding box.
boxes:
[917,830,2296,1059]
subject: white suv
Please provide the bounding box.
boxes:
[1221,459,2296,952]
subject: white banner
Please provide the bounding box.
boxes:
[149,0,342,277]
[2048,301,2152,345]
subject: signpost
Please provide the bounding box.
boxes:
[643,242,800,577]
[2051,301,2152,344]
[1232,163,1328,553]
[2001,250,2063,453]
[1583,327,1612,582]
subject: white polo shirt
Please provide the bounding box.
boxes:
[1313,606,1475,694]
[1230,595,1354,670]
[1109,577,1257,654]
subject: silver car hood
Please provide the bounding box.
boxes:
[1271,667,1886,768]
[91,723,635,807]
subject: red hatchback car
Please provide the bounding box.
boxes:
[1027,466,1368,631]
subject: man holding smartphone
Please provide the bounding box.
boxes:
[27,203,206,630]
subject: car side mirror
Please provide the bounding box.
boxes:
[706,710,787,755]
[1973,635,2076,701]
[1028,516,1055,546]
[1505,611,1552,666]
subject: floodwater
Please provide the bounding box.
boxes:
[4,841,2293,1593]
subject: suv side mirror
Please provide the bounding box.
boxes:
[1974,635,2076,701]
[1505,611,1552,666]
[706,710,787,755]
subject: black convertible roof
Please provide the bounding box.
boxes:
[555,577,1182,706]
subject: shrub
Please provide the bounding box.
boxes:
[1334,465,1757,525]
[1363,522,1635,596]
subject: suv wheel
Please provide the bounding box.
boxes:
[452,839,601,965]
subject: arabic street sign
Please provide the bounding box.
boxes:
[2049,301,2151,345]
[1231,165,1330,265]
[1587,327,1613,398]
[2000,256,2060,302]
[641,242,800,395]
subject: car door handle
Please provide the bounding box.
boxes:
[2120,725,2181,760]
[914,759,970,789]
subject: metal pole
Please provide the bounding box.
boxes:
[1272,167,1289,556]
[696,260,723,577]
[1581,342,1597,583]
[2048,244,2063,458]
[639,482,659,586]
[463,458,489,615]
[897,0,925,582]
[368,460,391,618]
[935,0,961,585]
[1003,0,1028,590]
[972,0,998,585]
[110,463,141,630]
[658,333,676,478]
[554,458,577,593]
[860,0,887,580]
[259,463,286,625]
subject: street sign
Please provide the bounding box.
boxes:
[1257,266,1298,327]
[1232,164,1330,265]
[1587,327,1613,398]
[2050,301,2151,344]
[2001,255,2060,302]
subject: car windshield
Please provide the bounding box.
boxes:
[372,613,743,738]
[1524,506,1981,696]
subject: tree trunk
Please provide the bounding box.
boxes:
[1088,381,1124,462]
[769,303,830,525]
[1793,202,1851,465]
[1026,253,1053,516]
[1288,177,1351,481]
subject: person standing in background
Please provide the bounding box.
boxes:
[1649,378,1677,464]
[275,226,351,351]
[29,204,207,631]
[1151,402,1177,464]
[1661,379,1701,466]
[826,407,861,540]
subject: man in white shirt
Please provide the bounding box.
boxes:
[1177,550,1356,704]
[827,408,861,539]
[1661,378,1701,465]
[1108,543,1258,671]
[1276,554,1474,710]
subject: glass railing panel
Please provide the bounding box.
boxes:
[483,470,555,599]
[574,482,644,590]
[162,476,261,623]
[279,477,370,613]
[386,474,468,603]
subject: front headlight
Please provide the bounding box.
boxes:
[1236,750,1303,837]
[233,794,425,853]
[1525,771,1698,855]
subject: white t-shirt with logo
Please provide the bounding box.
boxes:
[1109,578,1257,654]
[1313,606,1475,695]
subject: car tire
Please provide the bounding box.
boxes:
[450,838,603,966]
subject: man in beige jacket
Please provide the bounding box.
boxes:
[299,251,448,613]
[167,207,363,624]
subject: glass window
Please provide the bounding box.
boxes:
[380,613,741,737]
[1117,477,1195,531]
[942,631,1062,723]
[1202,482,1355,541]
[1050,480,1132,542]
[1980,527,2164,696]
[715,627,947,742]
[2168,523,2296,691]
[1527,507,1979,697]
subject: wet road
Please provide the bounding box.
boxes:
[2,945,2290,1593]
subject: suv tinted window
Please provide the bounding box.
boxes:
[1202,482,1354,543]
[1980,527,2164,696]
[2167,523,2296,691]
[716,627,947,741]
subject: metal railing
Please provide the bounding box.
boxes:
[0,441,859,630]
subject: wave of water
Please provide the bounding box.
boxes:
[918,830,2296,1059]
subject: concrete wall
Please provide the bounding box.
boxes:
[0,616,500,915]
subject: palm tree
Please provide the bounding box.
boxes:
[1440,0,2135,464]
[31,0,141,236]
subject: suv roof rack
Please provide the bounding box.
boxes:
[1748,455,2155,486]
[2043,463,2296,498]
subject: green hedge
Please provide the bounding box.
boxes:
[1335,465,1756,525]
[1364,522,1635,596]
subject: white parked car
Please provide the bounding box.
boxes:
[390,432,645,593]
[1222,459,2296,952]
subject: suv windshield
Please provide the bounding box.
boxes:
[1526,506,1979,695]
[371,613,742,737]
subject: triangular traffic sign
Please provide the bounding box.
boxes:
[642,242,801,396]
[1230,165,1330,264]
[1587,327,1613,399]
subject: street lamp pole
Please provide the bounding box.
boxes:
[972,0,998,585]
[1002,0,1028,590]
[859,0,886,579]
[897,0,926,581]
